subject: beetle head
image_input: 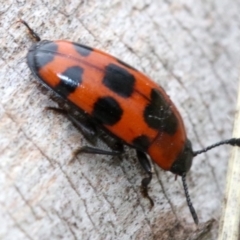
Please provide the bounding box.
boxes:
[170,139,193,175]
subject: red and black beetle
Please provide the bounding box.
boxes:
[20,20,240,224]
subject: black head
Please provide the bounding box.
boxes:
[170,137,240,225]
[168,139,199,224]
[170,139,193,175]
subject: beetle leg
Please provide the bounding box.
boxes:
[74,145,123,155]
[49,94,65,106]
[46,106,125,157]
[70,143,124,164]
[100,133,124,151]
[136,150,154,208]
[46,107,98,144]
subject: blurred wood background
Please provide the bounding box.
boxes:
[0,0,240,239]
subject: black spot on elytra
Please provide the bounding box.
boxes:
[54,66,83,97]
[132,135,151,151]
[31,41,58,71]
[144,89,178,135]
[92,96,123,125]
[103,64,135,98]
[73,43,93,56]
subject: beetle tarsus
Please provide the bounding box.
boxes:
[136,150,154,207]
[141,183,154,209]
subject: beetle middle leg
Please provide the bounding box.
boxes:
[137,150,154,208]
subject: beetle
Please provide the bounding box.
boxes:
[19,19,240,224]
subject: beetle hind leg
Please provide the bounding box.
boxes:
[137,150,154,208]
[46,106,98,144]
[71,142,124,164]
[46,106,125,163]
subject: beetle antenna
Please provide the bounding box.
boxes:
[18,19,41,42]
[182,173,199,225]
[193,138,240,156]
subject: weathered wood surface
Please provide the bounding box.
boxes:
[0,1,240,239]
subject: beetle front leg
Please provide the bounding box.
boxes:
[136,150,154,208]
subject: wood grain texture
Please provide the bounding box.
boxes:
[218,78,240,240]
[0,1,240,239]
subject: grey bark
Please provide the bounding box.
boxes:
[0,1,240,239]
